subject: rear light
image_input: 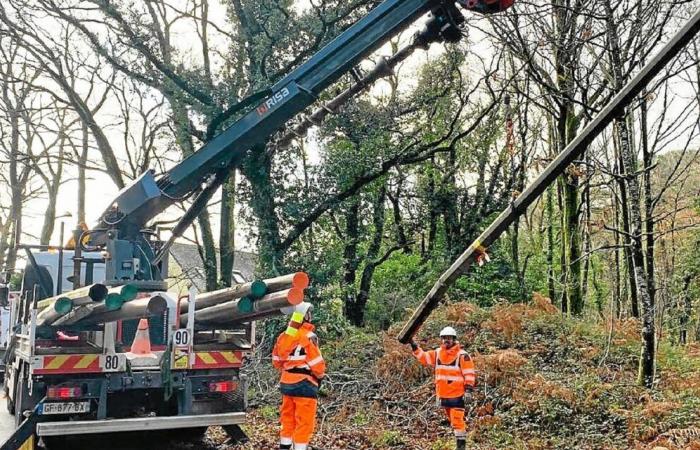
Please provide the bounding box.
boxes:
[209,381,237,393]
[47,386,83,399]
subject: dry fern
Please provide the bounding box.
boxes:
[443,302,478,323]
[512,374,576,411]
[375,335,426,391]
[532,292,558,314]
[473,349,528,387]
[642,401,680,419]
[657,428,700,446]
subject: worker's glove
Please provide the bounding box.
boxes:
[476,250,490,266]
[409,339,419,351]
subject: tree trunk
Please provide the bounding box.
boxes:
[552,0,584,316]
[557,178,568,313]
[5,86,22,271]
[679,274,692,345]
[564,168,582,315]
[78,122,88,224]
[611,184,622,318]
[40,126,66,246]
[604,0,654,387]
[169,96,219,290]
[342,199,360,321]
[40,185,58,246]
[641,94,656,313]
[389,174,409,253]
[615,138,640,317]
[442,149,460,258]
[582,152,592,306]
[219,170,236,287]
[546,185,557,303]
[353,184,387,326]
[242,146,283,274]
[425,160,438,259]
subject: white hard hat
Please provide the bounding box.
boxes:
[439,326,457,337]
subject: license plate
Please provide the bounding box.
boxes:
[41,401,90,415]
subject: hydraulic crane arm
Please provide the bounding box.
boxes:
[90,0,513,282]
[94,0,512,240]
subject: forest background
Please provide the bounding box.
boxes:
[1,0,700,448]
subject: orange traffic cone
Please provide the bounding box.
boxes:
[126,318,155,359]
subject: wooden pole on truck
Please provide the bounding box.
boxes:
[397,9,700,343]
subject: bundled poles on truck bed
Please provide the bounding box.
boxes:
[35,283,109,326]
[35,272,310,329]
[179,272,310,314]
[397,8,700,343]
[79,295,169,325]
[52,287,149,327]
[181,288,305,327]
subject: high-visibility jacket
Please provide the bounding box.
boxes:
[273,323,326,389]
[413,343,476,399]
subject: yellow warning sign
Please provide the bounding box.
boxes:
[173,348,189,370]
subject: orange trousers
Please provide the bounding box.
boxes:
[444,407,466,437]
[280,395,317,448]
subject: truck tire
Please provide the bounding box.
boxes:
[41,435,71,450]
[6,367,17,415]
[223,425,248,444]
[6,394,14,415]
[13,367,25,427]
[170,427,208,442]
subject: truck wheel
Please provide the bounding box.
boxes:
[169,427,208,443]
[5,395,14,415]
[13,369,25,427]
[223,425,249,444]
[41,435,71,450]
[6,367,17,415]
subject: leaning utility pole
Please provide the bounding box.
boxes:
[398,8,700,343]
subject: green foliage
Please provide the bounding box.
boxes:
[452,241,527,307]
[363,252,435,329]
[371,430,405,447]
[9,272,21,290]
[658,341,699,373]
[429,437,455,450]
[259,405,278,421]
[313,297,353,340]
[351,410,370,426]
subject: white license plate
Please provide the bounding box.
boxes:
[41,401,90,415]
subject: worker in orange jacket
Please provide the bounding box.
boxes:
[272,302,326,450]
[410,326,476,450]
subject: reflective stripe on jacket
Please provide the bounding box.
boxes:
[413,343,476,399]
[273,323,326,388]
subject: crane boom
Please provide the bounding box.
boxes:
[88,0,513,284]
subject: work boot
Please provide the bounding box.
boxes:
[456,438,466,450]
